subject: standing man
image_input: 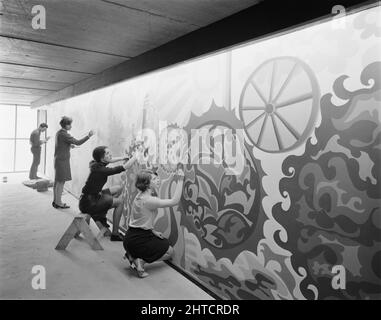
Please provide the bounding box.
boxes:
[29,123,50,180]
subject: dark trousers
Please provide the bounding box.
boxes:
[29,147,41,179]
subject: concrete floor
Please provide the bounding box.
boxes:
[0,173,213,300]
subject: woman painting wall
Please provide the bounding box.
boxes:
[53,116,94,209]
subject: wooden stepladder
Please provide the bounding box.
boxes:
[55,213,105,251]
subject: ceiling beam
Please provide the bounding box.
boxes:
[1,61,94,75]
[0,86,53,96]
[0,102,31,106]
[0,36,129,74]
[0,35,131,58]
[32,0,376,108]
[0,93,43,104]
[99,0,201,26]
[99,0,260,27]
[0,77,69,91]
[0,62,91,83]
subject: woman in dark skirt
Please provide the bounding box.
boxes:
[123,168,184,278]
[53,116,94,209]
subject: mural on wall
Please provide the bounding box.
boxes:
[44,5,381,300]
[239,56,320,153]
[273,61,381,300]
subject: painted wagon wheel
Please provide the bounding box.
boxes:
[239,56,320,153]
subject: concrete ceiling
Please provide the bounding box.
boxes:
[0,0,260,106]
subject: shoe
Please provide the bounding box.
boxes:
[52,201,59,208]
[123,252,136,270]
[133,258,149,278]
[103,229,112,237]
[137,269,149,278]
[110,233,124,241]
[55,203,70,209]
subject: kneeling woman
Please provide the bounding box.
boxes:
[79,146,138,241]
[123,169,184,277]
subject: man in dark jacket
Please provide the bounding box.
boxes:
[29,123,50,180]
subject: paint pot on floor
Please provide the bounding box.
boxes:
[3,176,7,183]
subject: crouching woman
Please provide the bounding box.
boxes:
[123,169,184,277]
[79,146,138,241]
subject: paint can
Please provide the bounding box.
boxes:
[3,176,7,183]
